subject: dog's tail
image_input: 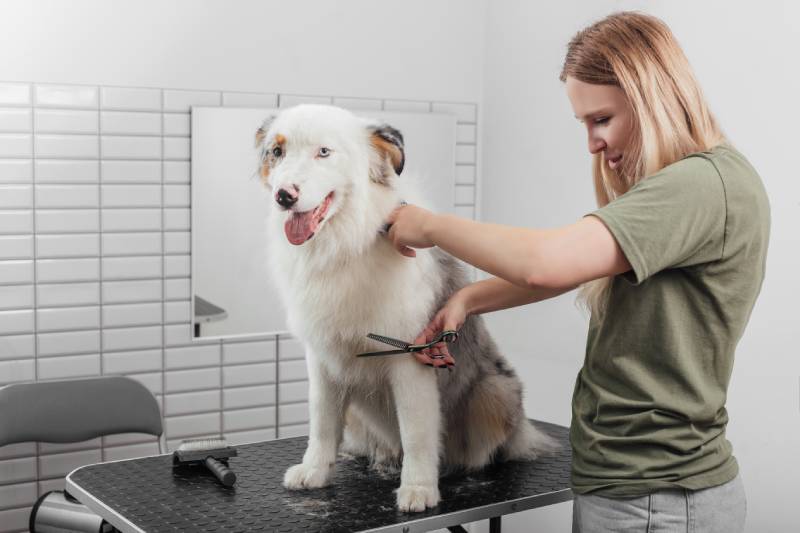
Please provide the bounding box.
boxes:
[501,419,560,461]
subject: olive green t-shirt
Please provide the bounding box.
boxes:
[570,144,770,497]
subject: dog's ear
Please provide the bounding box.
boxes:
[255,115,277,188]
[255,115,276,148]
[368,123,405,184]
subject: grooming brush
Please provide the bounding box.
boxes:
[173,437,238,487]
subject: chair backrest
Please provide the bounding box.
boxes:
[0,376,163,447]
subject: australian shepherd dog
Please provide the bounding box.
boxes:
[254,104,555,512]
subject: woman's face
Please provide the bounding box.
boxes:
[565,76,634,171]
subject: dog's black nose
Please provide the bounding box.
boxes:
[275,188,298,208]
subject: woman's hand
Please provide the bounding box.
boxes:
[385,204,438,257]
[412,290,470,369]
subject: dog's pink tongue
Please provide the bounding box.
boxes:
[285,211,318,245]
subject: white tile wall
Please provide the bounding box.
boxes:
[100,87,161,111]
[165,389,221,416]
[38,448,102,478]
[103,441,159,462]
[223,406,276,433]
[0,211,33,234]
[102,302,162,327]
[34,85,98,109]
[223,384,276,410]
[101,160,160,182]
[0,134,32,158]
[102,349,162,374]
[36,160,99,183]
[38,353,101,380]
[0,285,33,310]
[0,186,32,209]
[102,208,162,231]
[0,83,31,106]
[0,359,35,384]
[35,134,99,159]
[36,282,99,307]
[36,210,99,232]
[0,160,32,183]
[221,92,278,108]
[279,94,333,107]
[0,109,32,133]
[101,111,161,136]
[35,109,98,134]
[0,261,33,285]
[37,306,100,332]
[0,81,479,531]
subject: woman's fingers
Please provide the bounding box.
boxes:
[414,351,436,366]
[441,347,456,366]
[413,324,435,346]
[414,346,453,369]
[431,342,456,364]
[386,210,417,258]
[412,314,457,369]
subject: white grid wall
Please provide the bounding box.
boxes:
[0,81,479,531]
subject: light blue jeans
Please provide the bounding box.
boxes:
[572,474,746,533]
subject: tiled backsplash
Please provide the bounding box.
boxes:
[0,81,478,531]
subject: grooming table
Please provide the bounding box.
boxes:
[66,420,572,533]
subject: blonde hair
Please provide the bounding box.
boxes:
[560,11,725,316]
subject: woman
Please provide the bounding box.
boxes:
[384,11,769,533]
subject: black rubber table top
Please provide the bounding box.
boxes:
[68,420,573,533]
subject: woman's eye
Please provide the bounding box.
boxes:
[594,117,610,125]
[272,146,283,157]
[318,147,331,158]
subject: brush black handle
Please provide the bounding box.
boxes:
[205,457,236,487]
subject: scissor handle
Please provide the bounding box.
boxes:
[406,330,459,352]
[438,330,458,343]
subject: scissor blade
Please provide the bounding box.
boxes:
[356,349,410,357]
[366,333,411,350]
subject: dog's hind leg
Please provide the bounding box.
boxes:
[500,418,560,461]
[389,359,442,512]
[283,348,347,490]
[455,374,519,470]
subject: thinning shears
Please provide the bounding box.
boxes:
[356,330,458,357]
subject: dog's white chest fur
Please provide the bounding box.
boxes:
[271,236,441,375]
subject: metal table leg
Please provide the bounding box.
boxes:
[446,515,501,533]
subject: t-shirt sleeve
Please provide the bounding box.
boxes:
[588,155,727,285]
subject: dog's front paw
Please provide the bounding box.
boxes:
[396,484,441,512]
[283,462,333,490]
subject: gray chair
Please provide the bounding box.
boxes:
[0,376,165,532]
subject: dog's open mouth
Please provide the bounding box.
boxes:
[284,191,335,245]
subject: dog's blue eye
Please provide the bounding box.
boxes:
[318,147,331,158]
[272,146,282,157]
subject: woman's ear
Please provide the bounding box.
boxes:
[368,123,405,185]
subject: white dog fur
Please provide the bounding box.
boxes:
[254,104,556,512]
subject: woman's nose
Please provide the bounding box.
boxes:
[588,136,606,155]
